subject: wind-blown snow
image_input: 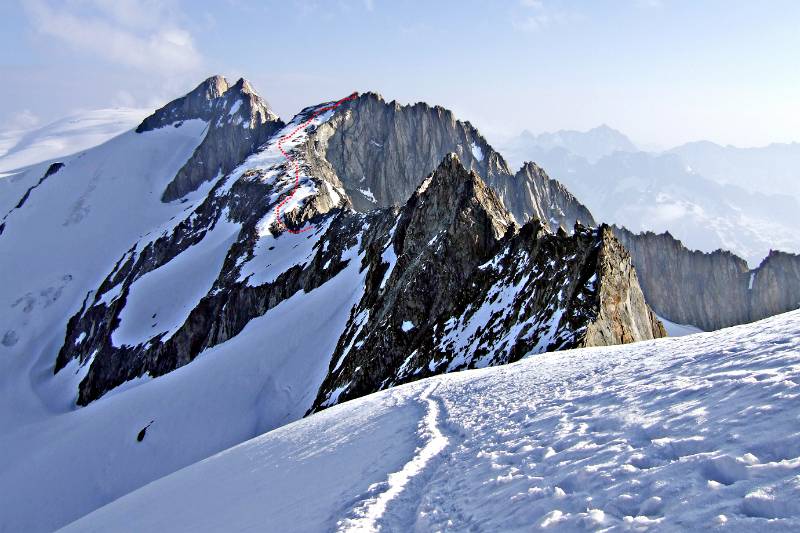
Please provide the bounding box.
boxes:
[471,142,484,162]
[379,217,400,290]
[60,310,800,532]
[227,99,242,117]
[358,187,377,203]
[658,314,703,337]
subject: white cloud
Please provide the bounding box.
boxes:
[513,13,552,32]
[2,110,41,131]
[512,0,575,32]
[24,0,203,76]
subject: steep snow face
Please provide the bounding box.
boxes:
[112,209,241,347]
[0,119,209,428]
[61,310,800,532]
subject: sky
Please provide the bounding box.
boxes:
[0,0,798,149]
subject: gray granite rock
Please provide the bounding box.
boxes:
[612,226,800,331]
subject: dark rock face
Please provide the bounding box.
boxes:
[309,93,593,231]
[750,251,800,319]
[612,226,800,330]
[137,76,284,202]
[313,93,508,210]
[136,76,231,131]
[309,156,663,412]
[52,78,660,409]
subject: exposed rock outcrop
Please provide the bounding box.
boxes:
[494,161,595,230]
[307,92,594,231]
[137,76,284,202]
[56,145,662,406]
[310,155,663,411]
[613,226,800,330]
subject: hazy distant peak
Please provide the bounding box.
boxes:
[502,124,638,167]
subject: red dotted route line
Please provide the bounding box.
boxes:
[275,92,359,234]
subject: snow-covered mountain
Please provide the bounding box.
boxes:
[0,77,666,531]
[2,75,799,531]
[502,134,800,266]
[60,310,800,532]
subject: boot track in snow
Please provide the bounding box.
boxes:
[336,383,457,532]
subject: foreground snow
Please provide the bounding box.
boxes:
[63,310,800,532]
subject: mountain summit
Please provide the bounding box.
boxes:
[138,75,284,201]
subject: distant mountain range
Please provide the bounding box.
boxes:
[499,126,800,265]
[502,124,638,166]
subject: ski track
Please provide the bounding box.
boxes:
[337,384,455,532]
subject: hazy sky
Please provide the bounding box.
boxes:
[1,0,798,148]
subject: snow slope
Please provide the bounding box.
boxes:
[0,100,368,532]
[0,119,212,429]
[0,255,365,532]
[0,108,148,173]
[62,310,800,532]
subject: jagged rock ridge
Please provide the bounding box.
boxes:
[138,76,285,202]
[613,226,800,330]
[56,133,662,406]
[311,155,662,411]
[307,92,595,231]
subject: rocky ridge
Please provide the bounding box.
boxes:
[50,77,662,408]
[311,155,662,411]
[613,226,800,330]
[306,92,595,231]
[55,122,663,405]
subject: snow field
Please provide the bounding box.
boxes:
[60,310,800,532]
